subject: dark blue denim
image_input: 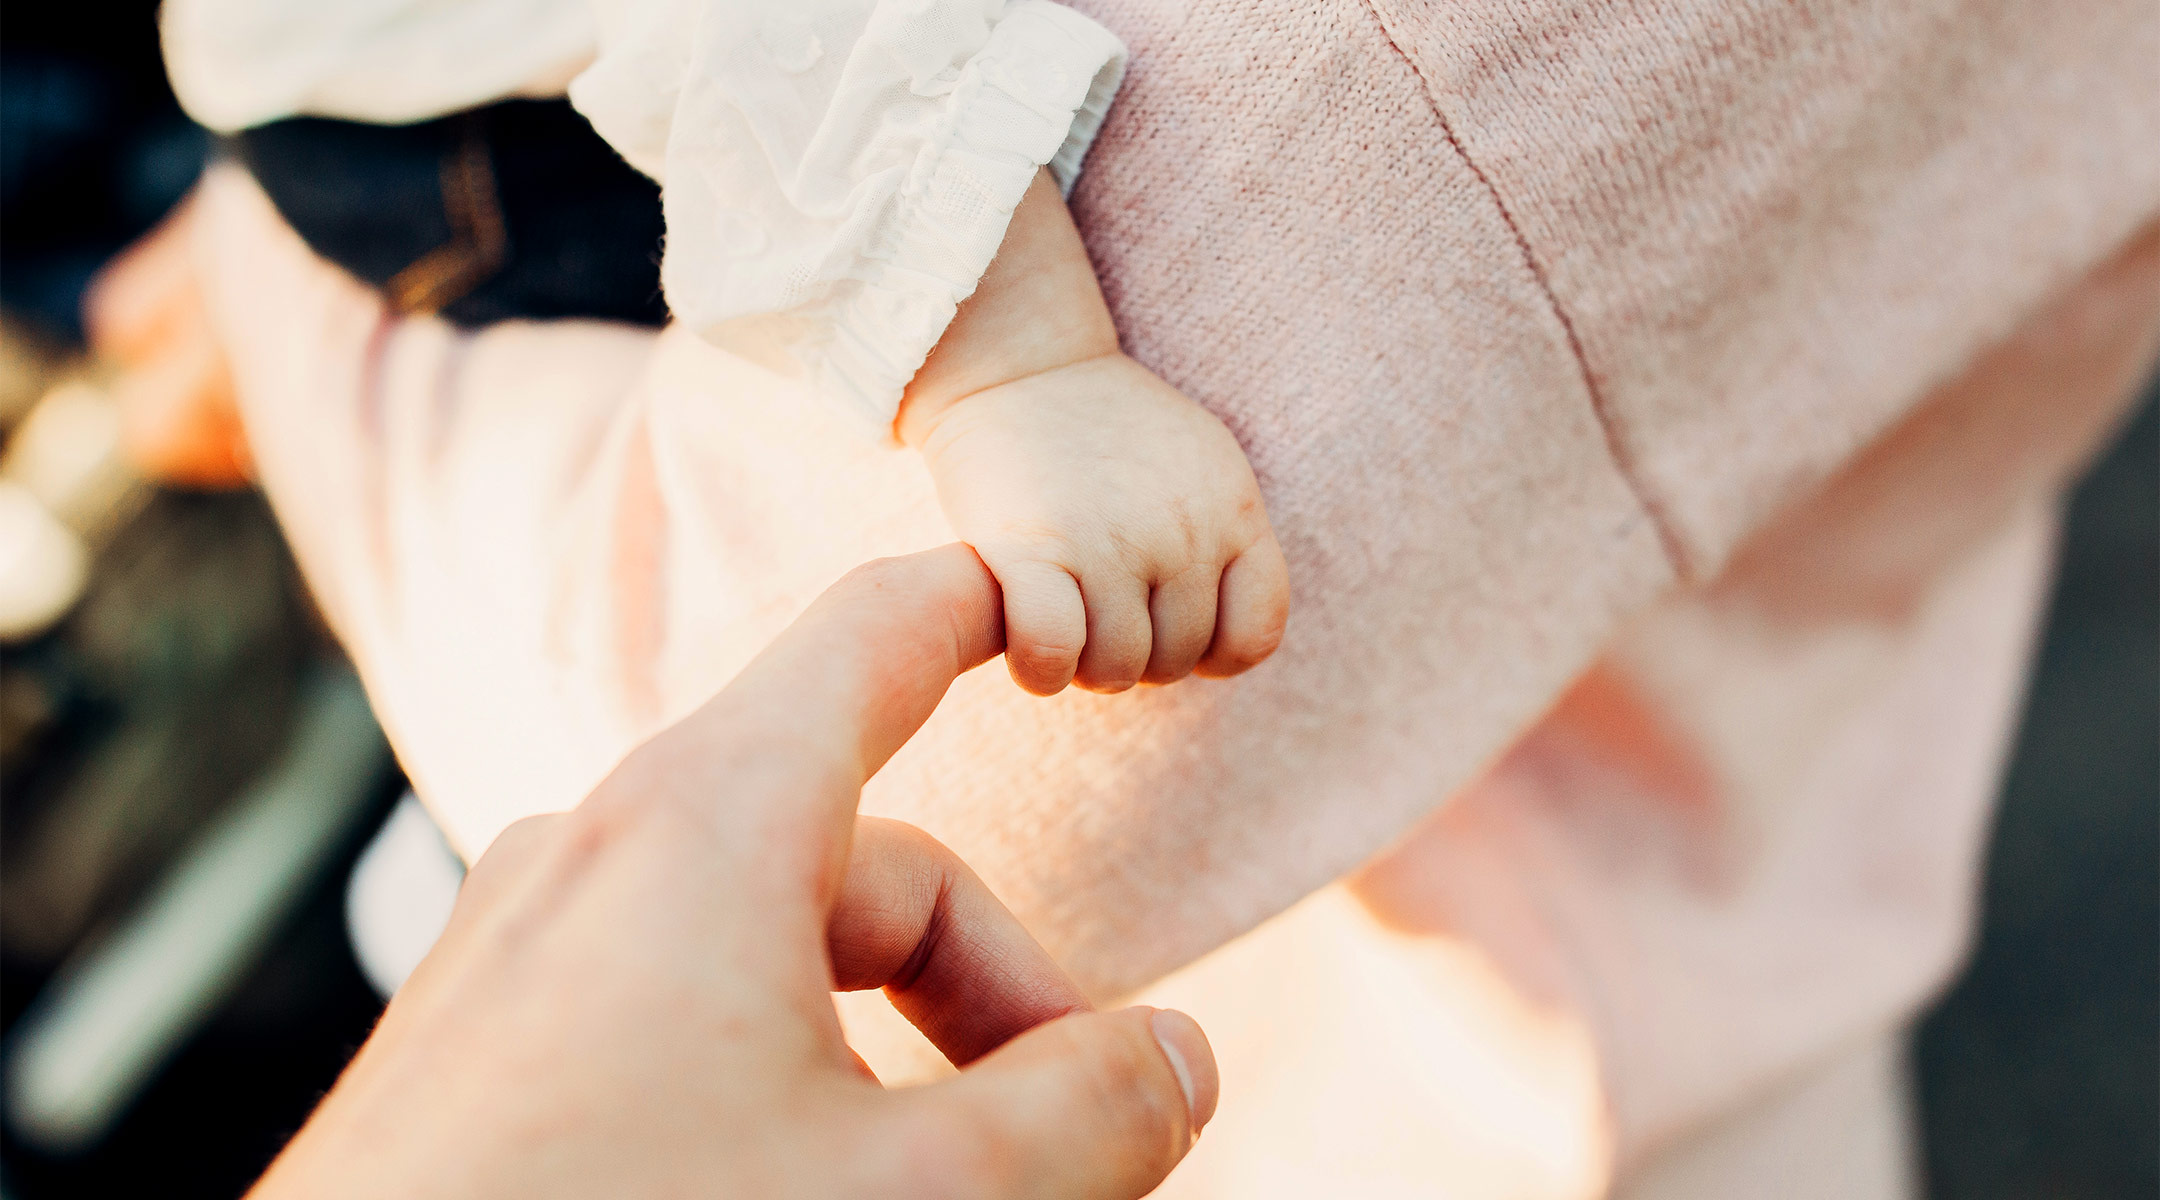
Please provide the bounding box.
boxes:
[232,99,667,328]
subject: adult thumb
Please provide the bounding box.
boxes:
[904,1006,1217,1199]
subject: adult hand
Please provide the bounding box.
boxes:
[251,545,1216,1199]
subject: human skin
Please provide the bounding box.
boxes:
[248,546,1217,1200]
[88,170,1289,696]
[898,170,1289,696]
[160,0,2159,1179]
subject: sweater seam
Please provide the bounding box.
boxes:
[1360,1,1692,580]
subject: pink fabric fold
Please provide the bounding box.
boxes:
[196,0,2159,1191]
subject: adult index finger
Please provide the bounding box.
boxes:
[594,544,1003,883]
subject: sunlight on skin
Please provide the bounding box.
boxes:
[841,886,1613,1200]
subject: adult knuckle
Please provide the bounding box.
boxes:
[1074,1027,1183,1158]
[1088,1029,1157,1105]
[550,793,644,864]
[889,1106,1017,1199]
[459,817,548,903]
[876,818,957,874]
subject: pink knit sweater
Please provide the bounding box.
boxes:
[195,0,2160,1192]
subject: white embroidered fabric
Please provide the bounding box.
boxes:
[160,0,1125,430]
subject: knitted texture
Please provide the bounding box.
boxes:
[195,0,2160,1191]
[1362,0,2160,578]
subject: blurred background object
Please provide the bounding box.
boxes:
[1,4,204,341]
[7,669,386,1154]
[0,4,2151,1198]
[1,5,401,1195]
[1914,395,2160,1199]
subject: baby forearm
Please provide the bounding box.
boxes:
[897,169,1121,447]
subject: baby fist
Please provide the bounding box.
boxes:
[916,355,1288,695]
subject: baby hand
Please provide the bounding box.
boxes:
[916,354,1285,694]
[898,172,1286,695]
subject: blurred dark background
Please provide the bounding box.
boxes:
[0,5,2153,1198]
[1914,393,2160,1198]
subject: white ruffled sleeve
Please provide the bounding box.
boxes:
[569,0,1126,432]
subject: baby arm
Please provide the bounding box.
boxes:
[897,170,1289,695]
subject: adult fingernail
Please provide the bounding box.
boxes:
[1148,1008,1219,1135]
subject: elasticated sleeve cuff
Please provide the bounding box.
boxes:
[571,0,1126,435]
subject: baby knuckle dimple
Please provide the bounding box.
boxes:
[1163,495,1206,557]
[1097,519,1165,577]
[1223,508,1273,557]
[1153,548,1207,587]
[980,524,1083,569]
